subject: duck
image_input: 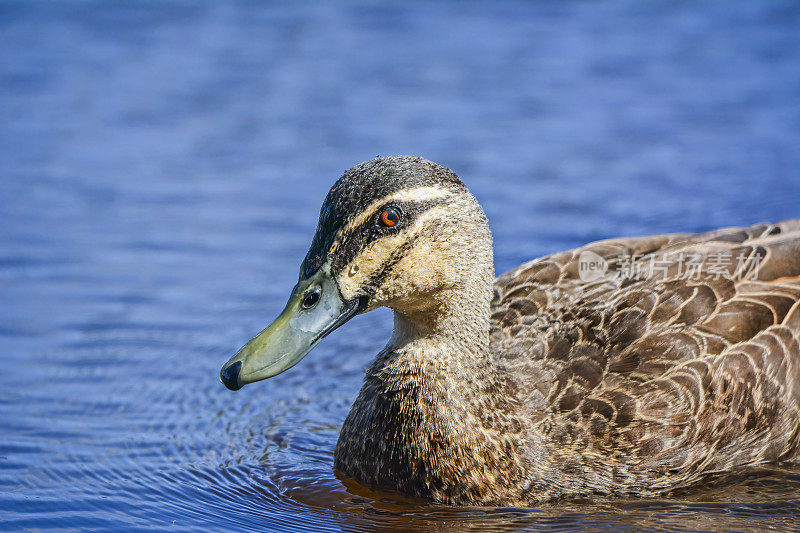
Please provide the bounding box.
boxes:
[220,155,800,505]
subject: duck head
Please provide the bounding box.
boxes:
[220,155,492,391]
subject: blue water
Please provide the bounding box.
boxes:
[2,2,800,531]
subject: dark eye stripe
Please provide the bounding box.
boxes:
[353,199,440,240]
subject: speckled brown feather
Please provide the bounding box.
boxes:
[489,220,800,499]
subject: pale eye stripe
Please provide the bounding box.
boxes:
[329,186,453,253]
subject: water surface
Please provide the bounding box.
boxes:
[2,2,800,531]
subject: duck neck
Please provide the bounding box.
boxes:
[387,264,495,372]
[336,246,534,503]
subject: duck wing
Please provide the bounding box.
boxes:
[491,219,800,491]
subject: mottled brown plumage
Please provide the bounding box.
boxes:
[332,159,800,505]
[227,156,800,505]
[485,222,800,502]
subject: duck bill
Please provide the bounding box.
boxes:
[220,265,364,391]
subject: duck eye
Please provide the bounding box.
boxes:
[302,289,320,309]
[379,207,402,228]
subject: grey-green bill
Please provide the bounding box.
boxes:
[220,264,364,391]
